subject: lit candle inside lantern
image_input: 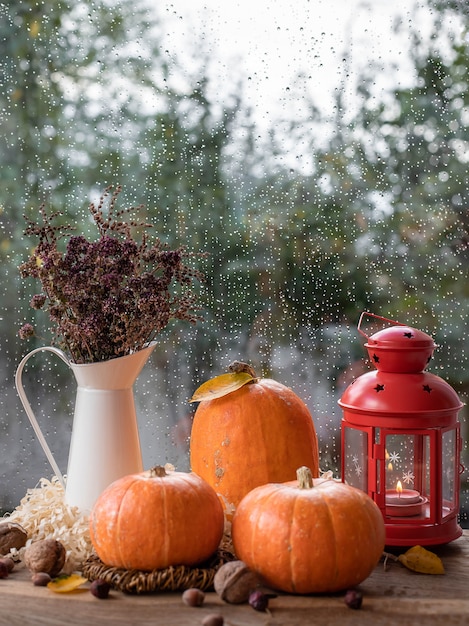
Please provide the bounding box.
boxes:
[386,480,420,505]
[386,480,427,517]
[385,480,425,517]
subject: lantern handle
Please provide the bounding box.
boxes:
[357,312,406,341]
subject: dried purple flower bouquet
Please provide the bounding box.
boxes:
[19,185,204,364]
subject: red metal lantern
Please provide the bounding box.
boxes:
[339,312,464,546]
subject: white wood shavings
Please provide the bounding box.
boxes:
[320,469,335,480]
[3,476,93,574]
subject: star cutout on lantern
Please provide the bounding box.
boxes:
[403,332,414,339]
[402,470,415,484]
[423,384,432,393]
[372,353,380,363]
[374,384,385,392]
[388,451,401,464]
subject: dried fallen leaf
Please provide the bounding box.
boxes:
[189,372,254,403]
[47,573,88,593]
[397,545,445,575]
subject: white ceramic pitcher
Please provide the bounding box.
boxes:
[15,342,156,513]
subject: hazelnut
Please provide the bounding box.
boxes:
[344,589,363,610]
[90,579,111,599]
[249,589,275,612]
[213,560,262,604]
[0,522,28,554]
[23,539,66,577]
[182,588,205,607]
[0,557,15,573]
[202,615,224,626]
[32,572,52,586]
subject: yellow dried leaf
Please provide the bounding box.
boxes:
[189,371,254,403]
[397,545,445,575]
[47,573,88,593]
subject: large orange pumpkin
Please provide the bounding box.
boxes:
[232,467,385,594]
[89,466,224,571]
[189,362,319,516]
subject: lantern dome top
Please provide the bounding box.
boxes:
[366,325,436,350]
[358,313,437,373]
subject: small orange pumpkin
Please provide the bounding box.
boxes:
[89,466,224,571]
[189,362,319,516]
[232,467,385,594]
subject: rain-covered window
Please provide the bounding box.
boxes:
[1,0,468,528]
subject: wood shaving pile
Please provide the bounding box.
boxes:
[4,476,93,574]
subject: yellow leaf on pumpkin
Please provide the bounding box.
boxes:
[397,545,445,575]
[47,574,88,593]
[189,372,254,403]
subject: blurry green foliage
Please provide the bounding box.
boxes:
[0,0,467,389]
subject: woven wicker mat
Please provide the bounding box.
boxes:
[82,549,235,594]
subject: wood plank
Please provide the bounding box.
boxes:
[1,533,469,626]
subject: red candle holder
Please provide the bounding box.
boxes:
[339,312,464,546]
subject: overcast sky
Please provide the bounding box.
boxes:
[155,0,434,126]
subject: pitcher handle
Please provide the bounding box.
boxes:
[357,311,406,341]
[15,347,71,489]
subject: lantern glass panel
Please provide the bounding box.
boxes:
[343,426,367,491]
[442,428,457,518]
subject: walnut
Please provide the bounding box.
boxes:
[23,539,66,577]
[0,522,28,555]
[213,560,263,604]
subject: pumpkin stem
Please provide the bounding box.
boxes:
[228,361,257,380]
[150,466,167,478]
[297,466,314,489]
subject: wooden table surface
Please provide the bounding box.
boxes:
[2,531,469,626]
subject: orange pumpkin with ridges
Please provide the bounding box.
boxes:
[89,466,224,571]
[232,467,385,594]
[189,362,319,516]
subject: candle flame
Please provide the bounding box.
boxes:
[396,480,403,495]
[386,450,393,472]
